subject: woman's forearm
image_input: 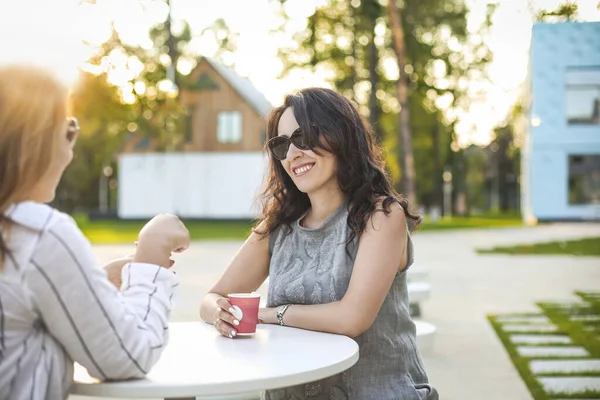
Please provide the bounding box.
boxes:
[262,300,370,337]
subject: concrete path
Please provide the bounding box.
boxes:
[70,222,600,400]
[413,223,600,400]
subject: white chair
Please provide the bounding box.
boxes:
[407,267,431,317]
[408,282,431,303]
[415,320,436,350]
[407,267,429,283]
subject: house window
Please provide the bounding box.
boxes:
[568,155,600,205]
[260,128,266,145]
[566,68,600,125]
[184,106,194,143]
[217,111,242,143]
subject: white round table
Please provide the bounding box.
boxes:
[72,322,359,399]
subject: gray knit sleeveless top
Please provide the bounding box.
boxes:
[264,202,438,400]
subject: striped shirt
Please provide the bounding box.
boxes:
[0,202,178,400]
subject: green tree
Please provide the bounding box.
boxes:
[487,102,523,212]
[460,101,523,215]
[199,18,240,67]
[365,0,382,140]
[56,70,132,212]
[276,0,494,210]
[87,20,192,152]
[57,2,238,213]
[463,144,487,213]
[387,0,416,205]
[536,1,579,21]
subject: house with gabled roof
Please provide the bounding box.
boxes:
[180,57,272,152]
[121,58,273,153]
[117,59,272,219]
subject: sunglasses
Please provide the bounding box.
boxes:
[66,117,79,142]
[267,128,311,160]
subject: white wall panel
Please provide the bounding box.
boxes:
[118,153,267,219]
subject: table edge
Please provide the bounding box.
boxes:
[71,340,359,398]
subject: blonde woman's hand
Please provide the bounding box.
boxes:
[134,214,190,268]
[103,256,133,289]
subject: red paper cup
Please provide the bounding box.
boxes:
[228,293,261,335]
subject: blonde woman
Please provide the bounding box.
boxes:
[0,65,190,399]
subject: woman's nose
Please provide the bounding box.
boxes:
[286,142,302,160]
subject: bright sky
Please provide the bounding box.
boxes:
[1,0,599,146]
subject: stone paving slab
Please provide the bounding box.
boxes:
[530,359,600,374]
[544,301,592,306]
[510,334,572,345]
[497,315,550,324]
[539,377,600,394]
[579,293,600,298]
[503,324,559,333]
[547,305,595,313]
[570,315,600,322]
[516,346,589,357]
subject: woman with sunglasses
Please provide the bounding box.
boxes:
[0,65,190,399]
[200,87,437,399]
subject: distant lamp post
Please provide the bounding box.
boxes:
[442,167,453,219]
[99,165,113,214]
[158,64,179,98]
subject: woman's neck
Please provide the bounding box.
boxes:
[304,187,346,228]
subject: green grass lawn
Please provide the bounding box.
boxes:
[478,237,600,257]
[79,220,255,244]
[78,214,523,244]
[418,215,522,231]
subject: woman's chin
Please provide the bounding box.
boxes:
[41,191,56,204]
[293,180,315,194]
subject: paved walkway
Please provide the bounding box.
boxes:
[71,222,600,400]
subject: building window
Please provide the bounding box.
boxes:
[184,106,194,143]
[568,155,600,205]
[260,128,266,145]
[566,68,600,125]
[217,111,242,143]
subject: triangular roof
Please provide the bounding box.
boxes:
[195,58,273,118]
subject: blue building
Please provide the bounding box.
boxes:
[522,21,600,223]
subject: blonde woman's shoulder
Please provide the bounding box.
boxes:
[7,201,80,235]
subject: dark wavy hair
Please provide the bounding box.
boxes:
[255,87,421,246]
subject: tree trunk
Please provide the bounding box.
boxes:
[432,121,442,213]
[349,1,357,102]
[387,0,416,205]
[498,134,510,212]
[165,0,178,88]
[368,3,380,141]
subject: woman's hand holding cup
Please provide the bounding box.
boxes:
[213,293,261,339]
[214,297,241,339]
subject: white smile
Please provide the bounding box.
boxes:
[293,163,314,177]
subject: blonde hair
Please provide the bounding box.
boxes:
[0,65,69,269]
